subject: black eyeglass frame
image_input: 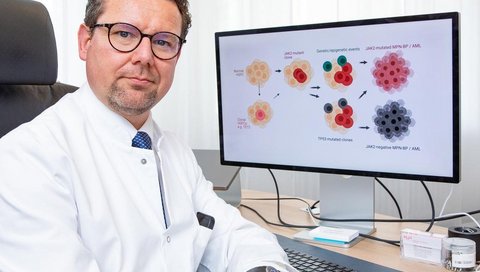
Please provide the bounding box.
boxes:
[91,22,186,60]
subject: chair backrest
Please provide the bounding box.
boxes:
[0,0,78,137]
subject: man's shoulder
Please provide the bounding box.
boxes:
[0,89,85,148]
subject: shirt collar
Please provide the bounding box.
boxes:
[78,83,159,147]
[132,114,155,142]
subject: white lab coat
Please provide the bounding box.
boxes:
[0,84,294,272]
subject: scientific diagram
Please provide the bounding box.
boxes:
[238,52,414,139]
[372,51,412,93]
[322,55,355,90]
[247,100,273,128]
[246,60,271,87]
[323,98,355,133]
[373,101,414,140]
[283,59,313,90]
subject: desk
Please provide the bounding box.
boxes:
[239,190,448,272]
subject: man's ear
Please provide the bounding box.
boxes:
[78,24,92,61]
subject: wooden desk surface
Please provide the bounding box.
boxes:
[239,190,449,272]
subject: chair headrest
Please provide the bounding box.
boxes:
[0,0,58,85]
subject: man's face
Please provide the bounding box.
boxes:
[78,0,183,128]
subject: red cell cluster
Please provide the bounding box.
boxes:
[284,59,312,89]
[373,52,411,92]
[255,109,266,121]
[334,62,353,86]
[335,105,354,128]
[248,100,272,127]
[293,68,307,83]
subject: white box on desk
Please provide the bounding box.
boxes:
[400,228,447,265]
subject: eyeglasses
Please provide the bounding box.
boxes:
[91,22,186,60]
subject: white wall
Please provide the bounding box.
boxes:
[40,0,480,227]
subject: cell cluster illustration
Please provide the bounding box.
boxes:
[284,59,313,89]
[324,98,355,133]
[373,101,413,140]
[372,51,412,92]
[247,100,273,128]
[323,55,354,90]
[238,49,416,140]
[246,60,271,87]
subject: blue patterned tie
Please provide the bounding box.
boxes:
[131,131,152,150]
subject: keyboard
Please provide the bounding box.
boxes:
[285,248,356,272]
[276,235,400,272]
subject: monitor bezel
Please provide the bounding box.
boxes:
[215,12,460,183]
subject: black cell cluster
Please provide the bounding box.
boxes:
[374,101,412,140]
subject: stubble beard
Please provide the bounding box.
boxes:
[107,81,158,117]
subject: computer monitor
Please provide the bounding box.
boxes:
[215,12,460,240]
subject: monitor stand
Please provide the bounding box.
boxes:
[294,173,375,248]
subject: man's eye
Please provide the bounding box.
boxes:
[112,30,135,39]
[154,40,168,46]
[119,31,130,38]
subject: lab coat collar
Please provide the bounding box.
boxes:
[76,83,163,149]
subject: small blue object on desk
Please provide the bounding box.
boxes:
[310,225,359,243]
[293,225,362,248]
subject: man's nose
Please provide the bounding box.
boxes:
[131,36,155,64]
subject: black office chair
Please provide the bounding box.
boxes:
[0,0,78,138]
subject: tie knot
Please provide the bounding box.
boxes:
[132,131,152,150]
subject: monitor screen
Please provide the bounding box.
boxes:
[215,12,460,183]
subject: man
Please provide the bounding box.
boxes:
[0,0,294,271]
